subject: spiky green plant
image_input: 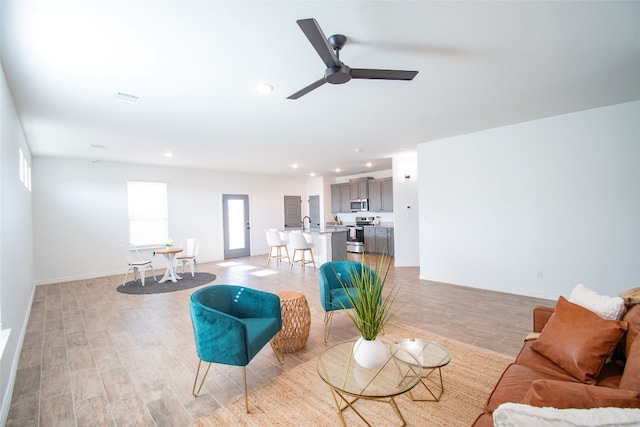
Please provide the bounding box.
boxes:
[337,254,397,340]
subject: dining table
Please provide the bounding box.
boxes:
[155,247,183,283]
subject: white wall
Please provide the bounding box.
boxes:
[418,101,640,300]
[0,63,35,425]
[32,158,309,284]
[392,154,420,267]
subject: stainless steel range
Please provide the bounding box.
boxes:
[346,216,375,253]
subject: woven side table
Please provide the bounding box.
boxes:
[270,290,311,353]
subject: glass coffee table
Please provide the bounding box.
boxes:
[317,339,422,426]
[393,339,451,401]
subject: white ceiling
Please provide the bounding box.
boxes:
[1,1,639,177]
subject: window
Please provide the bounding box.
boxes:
[19,148,31,191]
[127,182,168,246]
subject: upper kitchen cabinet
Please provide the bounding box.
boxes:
[368,177,393,212]
[331,183,351,213]
[349,177,372,200]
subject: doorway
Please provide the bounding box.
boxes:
[222,194,250,258]
[308,195,320,229]
[284,196,301,228]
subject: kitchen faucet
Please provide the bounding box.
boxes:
[302,216,311,230]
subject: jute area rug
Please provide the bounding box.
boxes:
[194,321,513,427]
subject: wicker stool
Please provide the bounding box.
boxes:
[270,290,311,353]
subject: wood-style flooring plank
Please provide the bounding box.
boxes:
[6,254,554,426]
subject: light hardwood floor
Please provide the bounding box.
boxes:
[7,255,553,426]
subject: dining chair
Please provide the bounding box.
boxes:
[266,230,290,266]
[318,260,376,342]
[190,285,283,412]
[120,243,156,286]
[289,232,315,270]
[176,238,199,277]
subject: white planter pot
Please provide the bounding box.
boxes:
[353,336,388,369]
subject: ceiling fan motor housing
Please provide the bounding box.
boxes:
[325,65,351,84]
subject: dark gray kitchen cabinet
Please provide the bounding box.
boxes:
[349,177,371,200]
[363,226,394,256]
[368,177,393,212]
[364,227,376,253]
[331,183,351,213]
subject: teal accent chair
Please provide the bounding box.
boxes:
[190,285,283,412]
[318,261,375,343]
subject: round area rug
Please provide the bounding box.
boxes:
[116,272,216,295]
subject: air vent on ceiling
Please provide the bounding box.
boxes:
[114,92,142,104]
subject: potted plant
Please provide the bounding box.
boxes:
[338,253,397,368]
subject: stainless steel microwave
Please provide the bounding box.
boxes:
[350,199,368,212]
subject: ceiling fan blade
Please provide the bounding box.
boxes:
[351,69,418,80]
[287,77,327,100]
[297,18,340,68]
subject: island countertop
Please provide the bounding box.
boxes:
[283,227,347,234]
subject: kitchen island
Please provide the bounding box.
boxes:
[280,228,347,267]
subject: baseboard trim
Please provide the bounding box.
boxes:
[0,285,35,426]
[419,274,558,301]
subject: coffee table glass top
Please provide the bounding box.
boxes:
[393,339,451,368]
[317,339,422,398]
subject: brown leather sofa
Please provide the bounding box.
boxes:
[472,298,640,426]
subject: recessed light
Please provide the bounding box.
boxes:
[164,152,173,158]
[354,148,363,153]
[256,83,273,94]
[291,163,299,169]
[310,172,316,177]
[365,162,373,167]
[335,168,341,173]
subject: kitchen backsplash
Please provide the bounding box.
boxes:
[330,211,394,226]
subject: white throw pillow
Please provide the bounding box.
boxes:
[569,283,626,320]
[493,403,640,427]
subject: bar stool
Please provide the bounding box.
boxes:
[266,230,290,266]
[289,232,315,270]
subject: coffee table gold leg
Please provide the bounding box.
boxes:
[408,366,444,402]
[329,387,408,427]
[330,388,370,427]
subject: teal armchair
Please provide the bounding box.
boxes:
[190,285,282,412]
[318,260,375,342]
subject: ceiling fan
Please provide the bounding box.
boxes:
[288,18,419,100]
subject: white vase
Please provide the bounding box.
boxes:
[353,336,388,369]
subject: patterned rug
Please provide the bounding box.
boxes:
[116,272,216,294]
[193,321,513,427]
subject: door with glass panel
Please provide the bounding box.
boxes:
[222,194,251,258]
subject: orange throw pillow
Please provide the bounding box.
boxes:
[531,296,627,384]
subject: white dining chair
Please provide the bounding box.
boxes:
[121,243,156,286]
[175,238,199,277]
[289,232,315,270]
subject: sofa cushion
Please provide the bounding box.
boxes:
[493,403,640,427]
[531,296,628,384]
[522,379,640,408]
[515,341,584,382]
[484,363,579,413]
[570,283,626,320]
[620,332,640,392]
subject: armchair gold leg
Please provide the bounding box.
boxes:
[324,311,334,343]
[243,366,249,413]
[192,359,212,397]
